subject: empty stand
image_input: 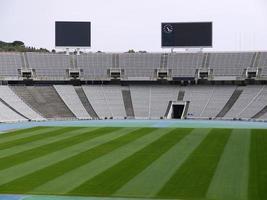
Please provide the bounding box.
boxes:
[0,98,29,120]
[0,52,22,79]
[0,100,27,122]
[75,87,99,119]
[150,85,179,119]
[121,88,135,118]
[167,53,204,78]
[200,86,236,118]
[54,85,91,119]
[82,85,113,119]
[130,85,150,119]
[238,85,267,119]
[101,85,126,119]
[119,53,161,80]
[183,86,213,118]
[252,106,267,119]
[1,51,267,81]
[26,53,71,79]
[77,53,112,80]
[216,89,243,118]
[258,52,267,76]
[0,86,45,121]
[224,86,262,119]
[11,86,75,119]
[209,52,254,76]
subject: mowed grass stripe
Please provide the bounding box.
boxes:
[0,127,61,144]
[207,129,250,200]
[0,127,102,171]
[0,127,67,150]
[249,129,267,200]
[157,128,231,199]
[115,128,211,198]
[0,127,150,194]
[69,128,192,196]
[31,128,174,195]
[0,127,44,139]
[0,127,136,187]
[0,127,99,159]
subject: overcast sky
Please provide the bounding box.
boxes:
[0,0,267,52]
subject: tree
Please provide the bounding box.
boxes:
[12,41,25,46]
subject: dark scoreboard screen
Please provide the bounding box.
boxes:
[161,22,212,47]
[55,21,91,47]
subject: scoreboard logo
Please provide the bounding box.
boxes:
[163,24,173,34]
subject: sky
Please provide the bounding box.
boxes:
[0,0,267,52]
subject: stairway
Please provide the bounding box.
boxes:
[12,86,75,119]
[252,105,267,119]
[75,87,99,119]
[122,89,135,118]
[216,89,243,118]
[177,90,185,101]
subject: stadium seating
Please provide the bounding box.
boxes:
[208,52,254,76]
[2,51,267,81]
[26,53,71,79]
[0,84,266,121]
[77,53,112,80]
[0,86,45,121]
[119,53,161,80]
[0,52,22,79]
[183,86,212,118]
[1,51,267,122]
[11,86,75,119]
[167,53,204,78]
[0,100,27,122]
[224,85,263,119]
[54,85,91,119]
[80,85,126,119]
[101,85,127,119]
[149,85,179,119]
[237,85,267,119]
[82,85,113,119]
[200,86,236,118]
[258,52,267,76]
[130,85,150,119]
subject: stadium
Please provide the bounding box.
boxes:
[1,1,267,200]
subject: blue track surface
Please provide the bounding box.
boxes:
[1,119,267,133]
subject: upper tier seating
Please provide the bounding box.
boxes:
[26,53,71,79]
[167,53,204,77]
[77,53,112,80]
[258,52,267,76]
[209,52,254,76]
[0,52,22,79]
[1,51,267,81]
[119,53,161,80]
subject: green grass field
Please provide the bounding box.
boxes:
[0,126,266,200]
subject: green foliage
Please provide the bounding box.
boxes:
[0,40,49,52]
